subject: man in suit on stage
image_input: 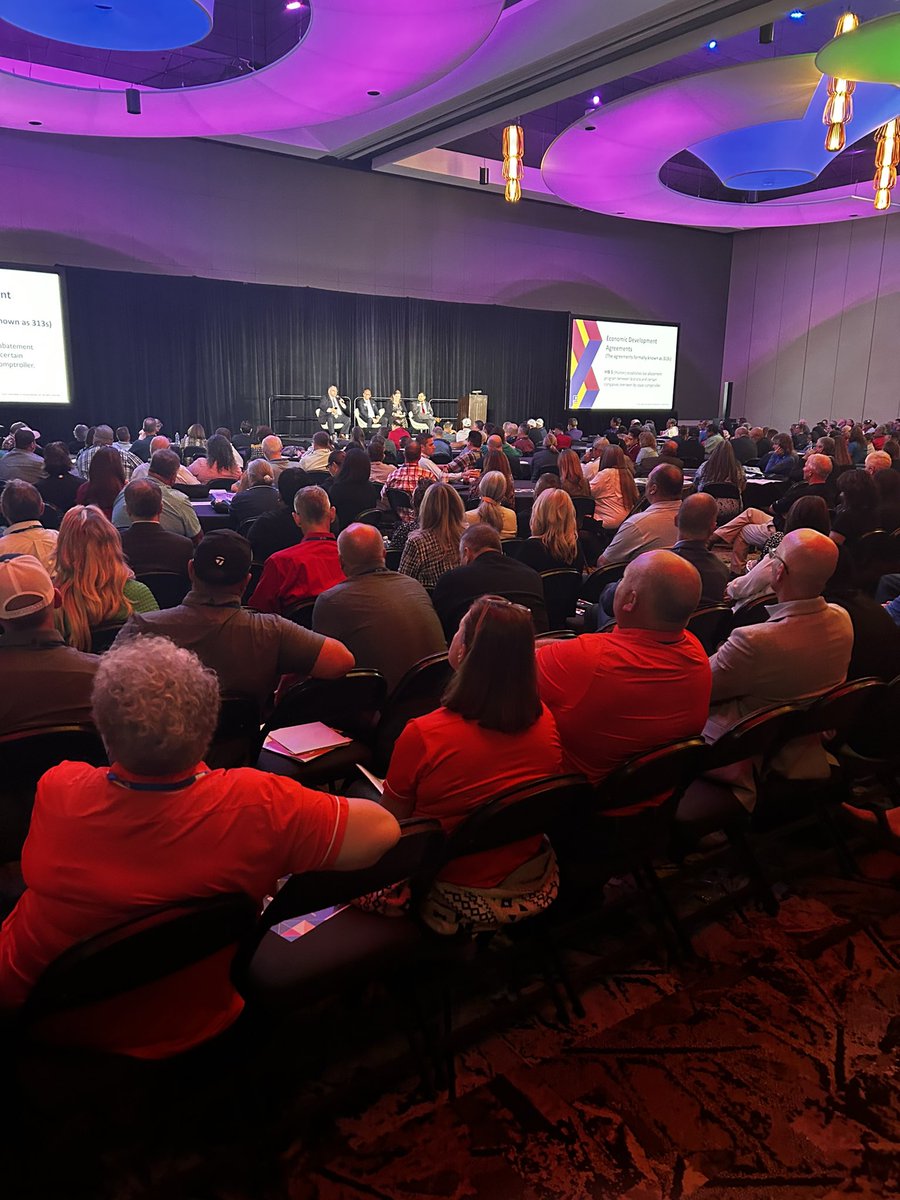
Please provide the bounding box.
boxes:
[354,388,385,432]
[321,385,348,436]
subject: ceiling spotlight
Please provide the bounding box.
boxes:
[591,94,600,106]
[759,23,774,45]
[706,39,718,50]
[789,9,805,18]
[479,166,490,186]
[285,2,304,9]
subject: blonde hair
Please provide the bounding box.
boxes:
[55,505,133,651]
[530,488,578,565]
[419,481,465,552]
[475,471,509,532]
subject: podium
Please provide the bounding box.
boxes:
[458,392,488,425]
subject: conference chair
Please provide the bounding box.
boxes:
[686,603,733,654]
[835,670,900,780]
[242,562,263,605]
[284,599,315,629]
[571,496,595,527]
[135,572,190,609]
[355,508,397,535]
[501,537,526,559]
[179,446,208,465]
[385,548,402,571]
[303,471,331,489]
[385,488,414,518]
[514,495,534,539]
[539,569,582,630]
[729,592,775,629]
[0,724,108,862]
[206,694,264,771]
[578,562,626,604]
[90,623,125,654]
[849,530,900,593]
[204,477,241,490]
[171,482,209,500]
[371,653,453,774]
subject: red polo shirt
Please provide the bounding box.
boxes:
[0,761,348,1057]
[248,533,345,615]
[536,627,711,784]
[388,427,409,450]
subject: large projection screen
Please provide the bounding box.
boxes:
[567,316,679,412]
[0,266,72,406]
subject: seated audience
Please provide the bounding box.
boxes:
[118,478,194,577]
[229,458,280,527]
[232,420,253,456]
[327,447,380,530]
[873,464,900,532]
[518,488,587,573]
[0,481,58,571]
[0,555,98,734]
[298,431,332,474]
[472,447,515,506]
[677,426,704,468]
[76,424,141,481]
[694,439,746,521]
[581,438,609,482]
[112,449,202,542]
[259,435,290,479]
[636,439,682,476]
[634,431,659,469]
[248,485,344,615]
[597,463,683,568]
[69,423,89,457]
[463,470,518,540]
[831,469,879,548]
[727,495,830,610]
[129,416,161,462]
[381,594,563,934]
[325,449,345,484]
[589,445,639,532]
[771,453,834,523]
[55,505,158,650]
[447,429,484,474]
[0,635,398,1054]
[75,445,126,521]
[729,426,758,465]
[187,433,243,484]
[703,422,724,456]
[118,529,352,705]
[416,432,445,481]
[381,442,434,501]
[514,424,535,454]
[556,448,591,500]
[131,436,197,484]
[247,467,306,561]
[762,433,798,480]
[865,450,893,477]
[431,524,548,638]
[847,423,869,465]
[701,530,853,810]
[368,437,394,485]
[529,434,560,481]
[672,493,728,606]
[36,441,81,513]
[314,523,446,692]
[536,551,710,783]
[823,549,900,682]
[399,481,465,589]
[0,427,44,485]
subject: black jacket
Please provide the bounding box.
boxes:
[431,551,548,637]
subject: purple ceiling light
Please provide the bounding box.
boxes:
[541,55,900,229]
[0,0,506,136]
[0,0,215,51]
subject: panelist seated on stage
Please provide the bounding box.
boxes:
[354,388,385,431]
[116,529,353,707]
[248,485,345,615]
[388,389,408,430]
[112,450,202,543]
[318,385,349,435]
[408,392,435,433]
[0,635,397,1057]
[119,478,194,577]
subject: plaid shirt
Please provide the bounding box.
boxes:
[380,463,433,499]
[448,446,483,473]
[76,443,143,481]
[398,527,459,589]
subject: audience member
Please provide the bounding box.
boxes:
[248,486,344,615]
[589,445,639,534]
[112,450,202,541]
[634,431,659,469]
[831,469,879,548]
[762,433,798,480]
[75,445,126,521]
[298,431,332,474]
[771,453,834,523]
[131,436,197,484]
[76,424,141,481]
[514,425,535,454]
[0,635,398,1053]
[448,430,484,474]
[518,489,587,572]
[729,426,758,465]
[865,450,893,477]
[232,420,254,455]
[327,447,380,530]
[118,478,194,576]
[0,428,44,485]
[415,432,444,481]
[112,427,132,453]
[677,426,704,468]
[581,438,609,482]
[637,439,682,476]
[727,495,830,610]
[474,447,516,506]
[463,470,518,539]
[873,465,900,532]
[313,523,446,692]
[380,594,563,933]
[694,440,746,520]
[246,467,306,561]
[182,423,207,448]
[597,463,683,568]
[537,551,710,783]
[529,434,560,481]
[399,481,465,589]
[0,481,58,570]
[0,555,98,734]
[55,505,158,650]
[187,434,243,484]
[556,448,591,500]
[823,549,900,682]
[703,422,724,456]
[129,417,161,462]
[381,442,434,501]
[229,459,280,528]
[672,493,728,606]
[368,437,393,484]
[69,423,89,457]
[36,442,81,514]
[431,524,547,638]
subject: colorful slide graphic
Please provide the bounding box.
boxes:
[568,317,678,411]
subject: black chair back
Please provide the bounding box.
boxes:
[206,694,263,770]
[514,496,535,538]
[702,703,803,773]
[263,670,388,740]
[135,572,190,610]
[385,547,402,571]
[571,496,594,526]
[284,599,316,629]
[171,482,209,499]
[372,653,452,773]
[179,446,207,465]
[579,562,626,603]
[303,471,332,489]
[23,894,259,1022]
[849,530,900,592]
[90,623,124,654]
[686,603,733,654]
[697,482,741,500]
[730,593,775,629]
[501,538,526,559]
[242,561,263,605]
[540,569,582,629]
[789,677,885,745]
[386,488,414,516]
[535,630,577,645]
[355,508,396,534]
[205,477,240,490]
[842,671,900,757]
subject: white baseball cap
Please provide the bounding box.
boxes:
[0,554,55,619]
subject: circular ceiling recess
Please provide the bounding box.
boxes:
[0,0,215,52]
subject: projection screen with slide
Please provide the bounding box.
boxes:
[567,316,678,412]
[0,266,72,406]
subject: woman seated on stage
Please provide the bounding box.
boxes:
[399,480,464,588]
[589,445,639,532]
[556,448,591,500]
[518,488,587,573]
[187,433,243,484]
[463,471,518,540]
[54,505,158,650]
[378,595,564,934]
[75,446,126,522]
[469,448,515,506]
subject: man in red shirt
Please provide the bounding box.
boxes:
[0,636,399,1057]
[536,550,711,783]
[248,485,345,615]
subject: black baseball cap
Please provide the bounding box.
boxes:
[192,530,252,587]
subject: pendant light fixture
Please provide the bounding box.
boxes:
[874,117,900,210]
[823,12,859,152]
[502,123,524,203]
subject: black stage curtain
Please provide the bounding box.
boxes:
[39,268,568,439]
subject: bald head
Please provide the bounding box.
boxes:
[865,450,892,475]
[772,528,839,602]
[262,435,283,461]
[646,462,684,502]
[337,522,386,575]
[613,550,702,632]
[149,435,170,454]
[486,434,503,453]
[678,492,718,542]
[804,453,832,482]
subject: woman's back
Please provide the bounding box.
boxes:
[518,536,585,573]
[590,468,631,527]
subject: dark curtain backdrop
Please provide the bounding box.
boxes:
[12,268,573,442]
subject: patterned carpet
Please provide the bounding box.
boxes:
[290,861,900,1200]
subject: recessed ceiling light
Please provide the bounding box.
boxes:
[367,89,380,96]
[706,39,718,50]
[789,10,804,19]
[584,124,596,131]
[28,120,42,126]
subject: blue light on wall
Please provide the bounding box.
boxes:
[0,0,215,51]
